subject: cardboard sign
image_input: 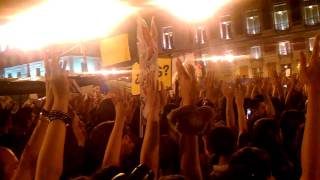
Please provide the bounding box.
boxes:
[131,58,172,95]
[100,34,131,67]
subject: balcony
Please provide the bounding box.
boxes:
[274,22,290,31]
[305,16,320,26]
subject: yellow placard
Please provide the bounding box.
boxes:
[131,62,140,95]
[131,58,172,95]
[100,34,131,67]
[157,58,172,89]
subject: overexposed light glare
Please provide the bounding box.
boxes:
[199,54,250,62]
[81,69,131,76]
[150,0,233,22]
[0,0,137,50]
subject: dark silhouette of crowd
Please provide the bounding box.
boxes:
[0,35,319,180]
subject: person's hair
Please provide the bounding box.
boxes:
[91,166,122,180]
[206,126,237,156]
[252,118,294,179]
[159,175,186,180]
[160,103,179,135]
[12,107,33,131]
[252,118,280,147]
[85,121,114,174]
[227,147,272,180]
[92,99,115,126]
[159,135,180,176]
[280,110,305,155]
[0,109,11,130]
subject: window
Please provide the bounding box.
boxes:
[8,73,12,78]
[195,26,207,44]
[309,37,316,51]
[36,68,41,76]
[220,16,232,39]
[81,62,87,72]
[278,41,291,56]
[246,10,261,35]
[252,68,263,78]
[280,64,292,77]
[274,4,289,31]
[162,26,174,50]
[304,5,320,25]
[17,72,21,78]
[250,46,262,59]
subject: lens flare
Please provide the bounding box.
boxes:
[0,0,137,50]
[150,0,233,22]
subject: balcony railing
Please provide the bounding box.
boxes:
[247,26,261,35]
[274,22,289,31]
[305,16,320,26]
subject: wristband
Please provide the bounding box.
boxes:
[48,111,72,125]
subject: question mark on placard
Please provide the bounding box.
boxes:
[135,74,140,84]
[163,65,169,76]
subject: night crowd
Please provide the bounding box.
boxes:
[0,35,320,180]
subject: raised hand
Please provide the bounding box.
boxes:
[50,58,70,113]
[72,112,86,147]
[261,79,272,97]
[43,56,54,111]
[176,59,199,106]
[222,82,234,98]
[300,35,320,91]
[300,35,320,180]
[102,84,133,168]
[108,84,132,121]
[159,82,168,113]
[235,79,247,133]
[235,79,245,106]
[145,71,161,116]
[204,65,221,103]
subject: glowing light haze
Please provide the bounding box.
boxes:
[0,0,233,50]
[151,0,232,22]
[0,0,136,50]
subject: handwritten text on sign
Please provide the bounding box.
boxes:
[131,58,172,95]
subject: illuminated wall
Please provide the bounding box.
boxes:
[4,64,28,78]
[3,56,101,78]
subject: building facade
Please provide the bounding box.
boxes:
[152,0,320,78]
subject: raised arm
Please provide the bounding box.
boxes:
[222,83,236,129]
[272,71,285,102]
[235,80,247,134]
[102,87,133,168]
[35,59,70,180]
[300,35,320,180]
[176,59,202,180]
[140,71,163,178]
[12,57,53,180]
[262,79,276,117]
[285,76,297,106]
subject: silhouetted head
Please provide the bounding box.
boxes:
[206,126,237,157]
[227,147,273,180]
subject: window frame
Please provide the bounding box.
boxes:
[304,4,320,26]
[246,9,261,35]
[220,15,232,40]
[278,41,292,56]
[250,45,262,59]
[162,26,174,50]
[273,3,290,31]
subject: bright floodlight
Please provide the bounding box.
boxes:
[0,0,137,50]
[151,0,233,22]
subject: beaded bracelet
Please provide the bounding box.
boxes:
[40,109,50,117]
[48,111,72,125]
